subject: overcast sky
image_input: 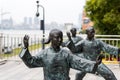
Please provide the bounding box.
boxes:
[0,0,86,25]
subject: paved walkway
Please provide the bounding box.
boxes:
[0,60,120,80]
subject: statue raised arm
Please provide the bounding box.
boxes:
[23,35,29,49]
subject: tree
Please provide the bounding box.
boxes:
[85,0,120,34]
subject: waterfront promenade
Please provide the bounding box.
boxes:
[0,59,120,80]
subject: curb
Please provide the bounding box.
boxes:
[0,60,7,65]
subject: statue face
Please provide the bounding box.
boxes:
[71,28,76,36]
[51,32,63,47]
[87,29,95,39]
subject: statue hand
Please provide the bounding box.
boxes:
[92,54,104,73]
[23,35,29,48]
[66,32,71,40]
[96,54,104,65]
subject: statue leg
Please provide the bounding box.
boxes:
[97,63,117,80]
[75,71,86,80]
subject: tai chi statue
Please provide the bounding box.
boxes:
[19,29,101,80]
[66,26,119,80]
[62,28,83,47]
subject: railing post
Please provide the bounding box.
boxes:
[0,33,3,54]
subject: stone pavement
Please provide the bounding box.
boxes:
[0,60,120,80]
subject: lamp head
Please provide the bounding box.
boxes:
[36,1,39,4]
[36,0,39,17]
[36,12,39,17]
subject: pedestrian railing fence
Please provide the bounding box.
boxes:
[0,33,120,63]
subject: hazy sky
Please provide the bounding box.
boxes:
[0,0,86,25]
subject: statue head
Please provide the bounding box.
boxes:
[86,26,95,40]
[70,28,77,37]
[44,29,63,47]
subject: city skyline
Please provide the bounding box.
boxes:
[0,0,86,26]
[0,16,78,30]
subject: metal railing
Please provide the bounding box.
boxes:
[0,33,120,63]
[96,35,120,63]
[0,33,42,61]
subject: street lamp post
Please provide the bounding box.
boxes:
[36,0,45,49]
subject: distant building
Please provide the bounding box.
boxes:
[1,17,13,29]
[23,17,33,25]
[64,23,73,31]
[78,13,82,29]
[34,17,39,25]
[81,11,93,30]
[29,17,32,25]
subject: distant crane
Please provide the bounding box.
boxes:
[0,9,10,29]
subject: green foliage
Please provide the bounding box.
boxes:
[85,0,120,34]
[79,30,86,34]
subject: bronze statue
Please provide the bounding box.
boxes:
[62,28,83,47]
[67,26,119,80]
[19,29,101,80]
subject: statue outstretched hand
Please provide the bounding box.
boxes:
[66,32,71,41]
[23,35,29,48]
